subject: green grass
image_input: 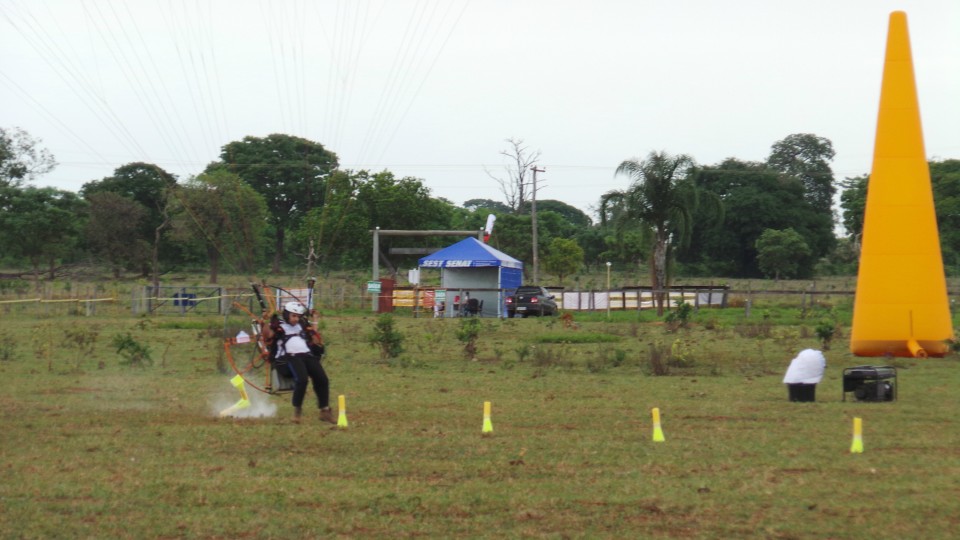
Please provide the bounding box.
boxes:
[1,308,959,538]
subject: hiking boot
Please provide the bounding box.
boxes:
[293,407,303,423]
[319,407,336,424]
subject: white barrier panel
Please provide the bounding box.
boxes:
[554,289,725,311]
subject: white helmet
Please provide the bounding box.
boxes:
[284,301,306,315]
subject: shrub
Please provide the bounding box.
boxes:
[647,342,670,376]
[368,314,404,360]
[664,300,694,330]
[456,317,482,360]
[534,333,620,344]
[112,333,153,367]
[814,310,842,350]
[64,326,100,371]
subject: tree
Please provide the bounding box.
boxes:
[81,162,177,277]
[293,170,366,271]
[543,237,584,285]
[681,158,831,278]
[487,138,540,213]
[604,151,705,315]
[172,171,269,283]
[212,134,339,272]
[755,228,811,280]
[0,186,84,283]
[293,170,453,272]
[838,160,960,271]
[487,212,532,267]
[930,160,960,270]
[0,127,56,187]
[520,199,592,228]
[838,174,868,239]
[84,192,150,278]
[463,198,511,214]
[767,133,836,210]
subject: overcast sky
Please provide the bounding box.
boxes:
[3,0,958,218]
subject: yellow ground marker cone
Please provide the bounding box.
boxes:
[337,394,348,428]
[651,407,665,442]
[850,417,864,454]
[219,375,251,417]
[482,401,493,435]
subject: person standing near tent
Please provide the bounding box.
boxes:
[262,301,335,423]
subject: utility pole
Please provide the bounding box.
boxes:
[530,165,545,284]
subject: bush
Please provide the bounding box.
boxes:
[112,333,153,367]
[664,300,694,330]
[368,314,404,360]
[456,318,482,360]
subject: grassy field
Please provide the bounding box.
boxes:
[2,300,959,538]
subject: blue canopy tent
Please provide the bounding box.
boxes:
[418,237,523,317]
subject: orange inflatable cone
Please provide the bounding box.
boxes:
[851,11,954,357]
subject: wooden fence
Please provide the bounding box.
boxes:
[2,284,942,318]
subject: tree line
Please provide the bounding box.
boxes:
[2,126,958,290]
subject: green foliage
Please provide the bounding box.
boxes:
[838,174,868,237]
[0,279,29,294]
[766,133,836,210]
[84,192,151,277]
[455,317,482,360]
[663,300,694,330]
[543,237,584,285]
[534,332,620,344]
[0,186,85,277]
[755,228,812,280]
[294,170,455,270]
[839,160,960,271]
[605,150,719,313]
[64,325,100,371]
[81,162,177,277]
[368,314,404,360]
[0,331,15,361]
[112,332,153,367]
[0,126,56,186]
[814,312,842,350]
[171,170,269,281]
[5,305,960,538]
[683,156,831,278]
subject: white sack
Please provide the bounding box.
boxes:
[783,349,826,384]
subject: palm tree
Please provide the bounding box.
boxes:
[602,151,700,316]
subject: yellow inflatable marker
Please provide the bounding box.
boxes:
[651,407,665,442]
[337,394,348,428]
[219,374,251,417]
[482,401,493,435]
[851,11,954,358]
[850,417,864,454]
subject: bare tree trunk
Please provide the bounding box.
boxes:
[272,227,284,273]
[208,246,220,284]
[487,138,540,213]
[652,231,668,317]
[152,198,171,295]
[32,259,41,292]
